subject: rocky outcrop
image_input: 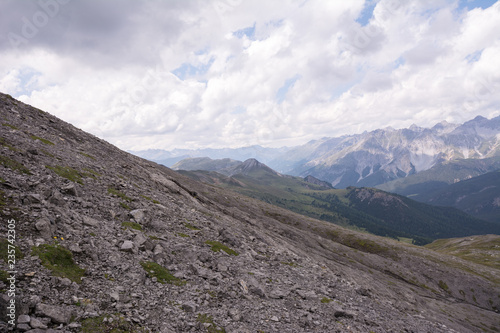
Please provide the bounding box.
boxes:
[0,92,499,332]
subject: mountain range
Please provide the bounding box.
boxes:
[175,157,500,245]
[1,92,500,332]
[134,115,500,190]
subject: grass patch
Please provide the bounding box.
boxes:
[341,234,394,258]
[280,261,299,267]
[31,243,85,283]
[196,314,226,333]
[140,261,186,286]
[0,155,31,174]
[141,195,159,204]
[0,238,24,263]
[46,165,83,184]
[121,221,143,231]
[184,222,201,231]
[108,187,133,202]
[0,269,10,284]
[81,314,148,333]
[177,233,190,238]
[78,152,96,160]
[82,167,100,179]
[0,137,19,152]
[2,123,18,130]
[30,135,54,146]
[119,202,131,210]
[438,280,450,293]
[205,240,238,256]
[321,297,332,303]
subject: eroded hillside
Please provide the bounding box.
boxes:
[0,92,499,332]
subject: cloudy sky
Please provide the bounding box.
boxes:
[1,0,499,151]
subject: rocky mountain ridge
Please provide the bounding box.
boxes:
[135,115,500,189]
[0,92,499,332]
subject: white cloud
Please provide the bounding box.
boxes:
[1,0,499,151]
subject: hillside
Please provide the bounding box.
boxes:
[425,235,500,271]
[409,169,500,223]
[377,157,500,197]
[0,92,499,332]
[177,158,500,245]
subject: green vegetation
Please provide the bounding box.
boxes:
[180,167,495,245]
[321,297,332,303]
[184,222,201,231]
[31,243,85,283]
[40,149,55,158]
[140,194,160,204]
[121,221,143,231]
[177,233,190,238]
[30,135,54,145]
[0,154,31,174]
[82,167,100,179]
[196,314,226,333]
[438,280,450,293]
[2,123,18,130]
[119,202,131,210]
[108,187,133,202]
[0,137,18,151]
[140,261,185,286]
[425,235,500,270]
[46,165,84,184]
[78,152,96,160]
[205,240,238,256]
[280,261,299,268]
[0,269,9,284]
[0,240,20,263]
[0,238,24,263]
[81,314,148,333]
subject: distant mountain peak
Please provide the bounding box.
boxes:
[237,158,277,175]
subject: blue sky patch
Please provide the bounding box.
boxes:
[466,49,483,63]
[458,0,497,11]
[13,68,41,97]
[172,58,214,80]
[233,23,256,39]
[276,75,301,104]
[356,0,377,26]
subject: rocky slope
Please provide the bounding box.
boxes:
[0,92,499,332]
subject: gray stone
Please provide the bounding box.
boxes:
[82,216,100,227]
[17,314,30,324]
[68,243,83,253]
[153,244,164,255]
[35,303,72,324]
[61,183,78,196]
[120,240,134,252]
[35,218,54,238]
[110,291,120,302]
[134,233,148,247]
[16,323,31,331]
[181,302,197,313]
[130,209,146,223]
[29,317,47,329]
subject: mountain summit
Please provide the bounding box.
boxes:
[0,93,499,332]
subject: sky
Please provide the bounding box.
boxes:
[1,0,499,151]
